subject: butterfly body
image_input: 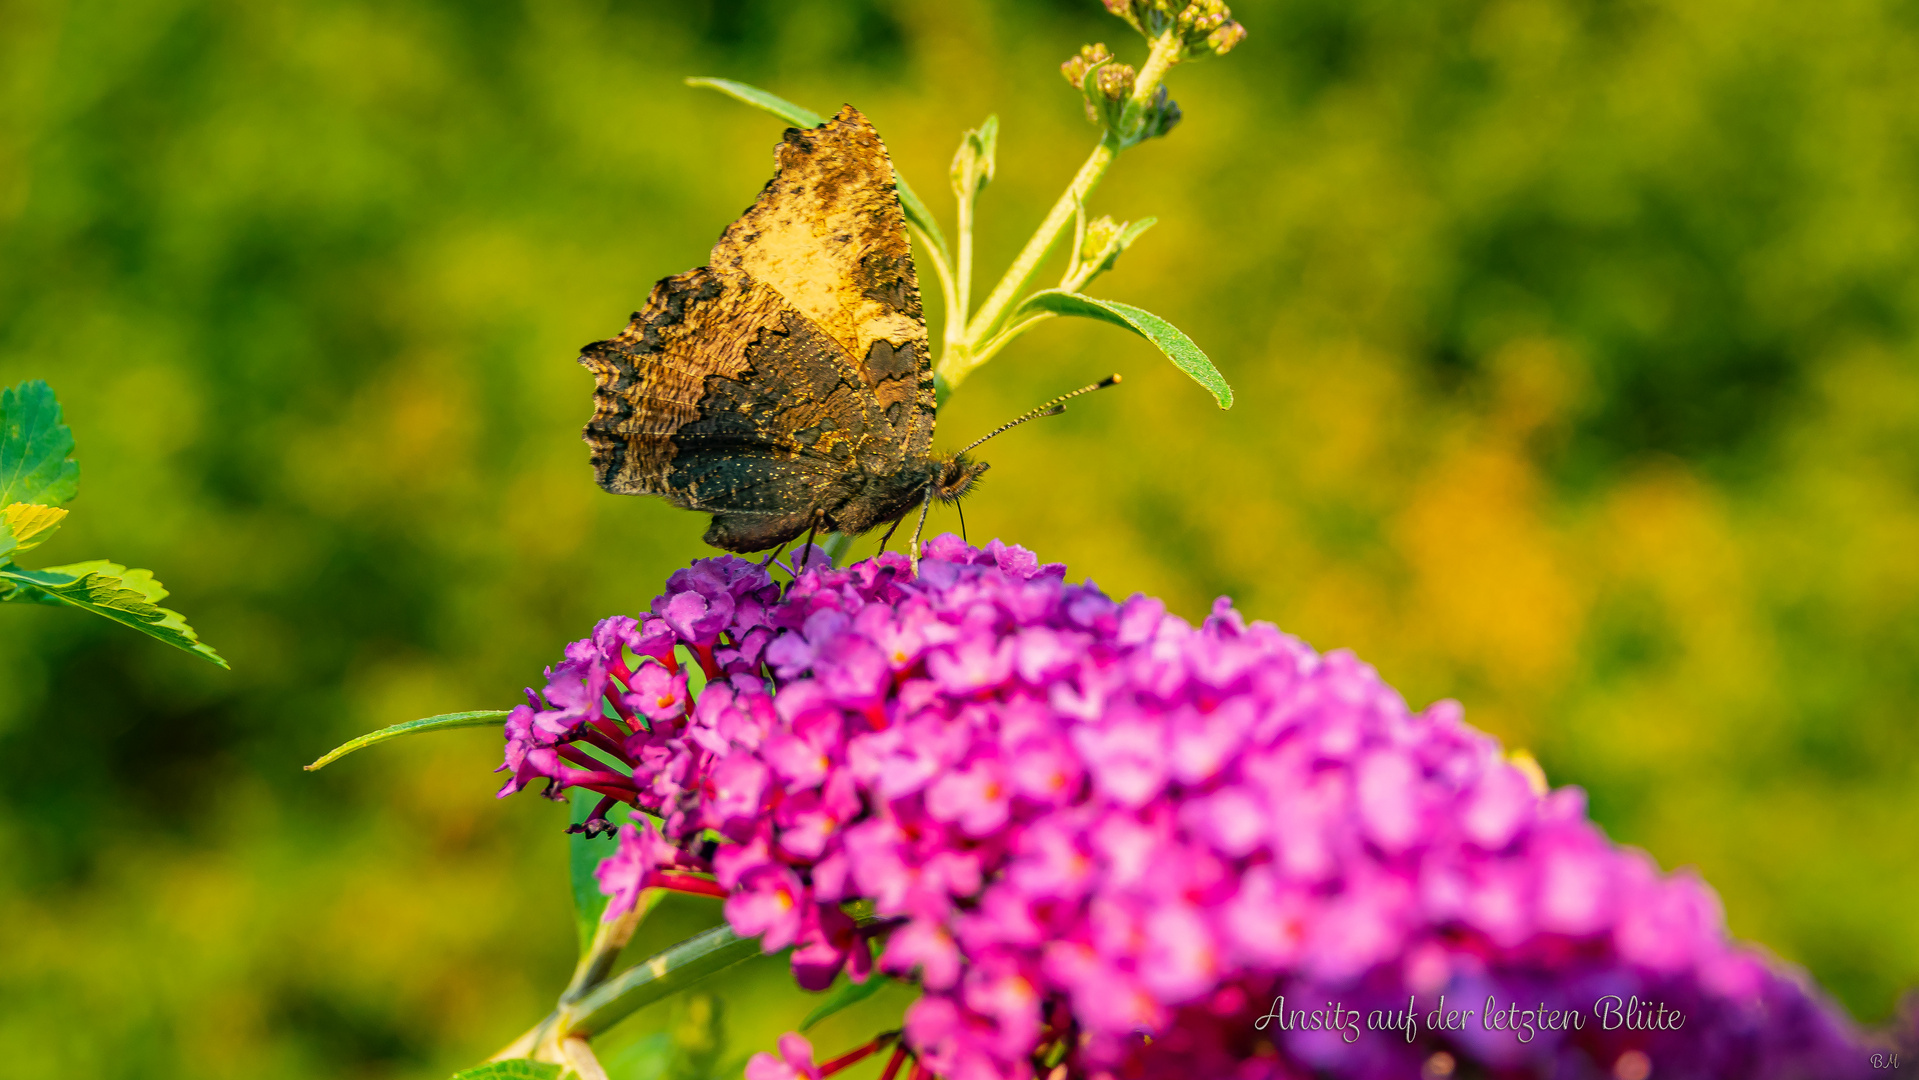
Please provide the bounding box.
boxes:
[581,105,981,552]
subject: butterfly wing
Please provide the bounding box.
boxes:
[708,104,936,468]
[581,267,876,543]
[579,105,934,552]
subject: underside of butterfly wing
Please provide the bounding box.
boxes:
[578,104,940,553]
[709,104,936,466]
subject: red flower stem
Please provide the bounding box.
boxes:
[601,688,639,728]
[820,1031,900,1076]
[584,794,618,824]
[647,871,728,899]
[876,1043,911,1080]
[581,724,634,764]
[554,760,640,796]
[558,746,633,779]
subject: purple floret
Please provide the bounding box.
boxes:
[503,538,1874,1080]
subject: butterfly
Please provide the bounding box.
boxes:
[579,104,1112,557]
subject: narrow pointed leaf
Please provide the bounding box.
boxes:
[685,76,950,265]
[2,502,67,553]
[801,970,897,1031]
[685,76,823,128]
[0,560,227,666]
[450,1062,562,1080]
[1,380,80,507]
[1013,290,1233,408]
[894,177,950,266]
[570,787,615,953]
[1106,217,1156,265]
[304,710,509,770]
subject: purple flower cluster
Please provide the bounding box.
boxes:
[501,538,1870,1080]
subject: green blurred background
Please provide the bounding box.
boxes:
[3,0,1916,1075]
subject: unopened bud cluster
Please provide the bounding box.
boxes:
[1059,42,1180,146]
[1102,0,1246,58]
[1060,43,1116,90]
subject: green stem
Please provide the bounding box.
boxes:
[942,30,1184,390]
[953,185,975,358]
[946,136,1115,386]
[565,925,761,1039]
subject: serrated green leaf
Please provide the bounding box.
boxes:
[304,709,508,770]
[801,969,896,1031]
[2,502,67,553]
[684,76,950,267]
[450,1061,563,1080]
[571,787,616,953]
[1013,290,1233,408]
[0,559,228,666]
[0,380,80,508]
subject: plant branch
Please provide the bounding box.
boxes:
[942,29,1185,390]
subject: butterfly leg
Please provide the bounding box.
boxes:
[797,512,821,575]
[876,510,909,554]
[908,488,934,574]
[760,539,792,570]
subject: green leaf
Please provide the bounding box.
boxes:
[571,787,616,954]
[684,76,824,129]
[1013,290,1234,408]
[801,968,896,1032]
[0,560,228,667]
[304,709,509,770]
[894,177,950,267]
[0,380,80,508]
[2,502,67,554]
[449,1061,563,1080]
[684,76,950,267]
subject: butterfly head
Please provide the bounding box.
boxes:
[931,452,990,503]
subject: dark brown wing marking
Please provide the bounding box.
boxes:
[709,104,935,464]
[579,105,936,553]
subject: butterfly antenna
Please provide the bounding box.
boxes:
[957,374,1122,456]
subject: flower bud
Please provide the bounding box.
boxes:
[1094,62,1135,102]
[1081,216,1122,269]
[1175,0,1246,59]
[1060,43,1115,90]
[1136,85,1181,141]
[950,116,999,202]
[1071,215,1157,288]
[1078,57,1136,132]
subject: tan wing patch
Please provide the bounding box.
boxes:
[580,267,796,495]
[709,105,927,381]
